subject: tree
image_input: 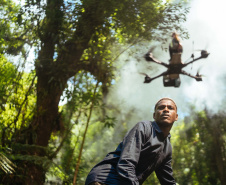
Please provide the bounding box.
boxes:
[1,0,190,184]
[0,54,37,183]
[172,108,226,185]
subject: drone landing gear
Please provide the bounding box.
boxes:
[163,76,181,87]
[174,78,181,87]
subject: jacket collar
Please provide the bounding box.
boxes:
[152,121,171,139]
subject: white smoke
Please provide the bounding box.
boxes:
[182,0,226,113]
[107,0,226,125]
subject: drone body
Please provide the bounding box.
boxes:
[143,50,209,87]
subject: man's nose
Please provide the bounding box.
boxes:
[163,107,169,112]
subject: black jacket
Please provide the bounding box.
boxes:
[85,121,176,185]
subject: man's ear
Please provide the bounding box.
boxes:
[153,112,155,119]
[175,113,178,121]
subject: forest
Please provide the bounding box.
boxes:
[0,0,225,184]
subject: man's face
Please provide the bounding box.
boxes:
[153,99,178,127]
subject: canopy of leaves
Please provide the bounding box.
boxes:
[171,108,226,185]
[0,0,191,184]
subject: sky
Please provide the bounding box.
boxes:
[107,0,226,124]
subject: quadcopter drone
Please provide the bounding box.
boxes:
[142,49,210,87]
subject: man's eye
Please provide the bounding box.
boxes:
[158,106,165,110]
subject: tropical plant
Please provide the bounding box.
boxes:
[0,0,190,183]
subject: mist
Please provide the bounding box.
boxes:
[107,0,226,127]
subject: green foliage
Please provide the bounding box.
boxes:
[0,54,17,110]
[143,172,160,185]
[49,71,118,183]
[0,152,16,174]
[0,0,191,184]
[0,0,26,55]
[0,55,38,183]
[0,67,36,145]
[104,115,116,128]
[171,108,226,185]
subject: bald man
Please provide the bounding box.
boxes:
[85,98,178,185]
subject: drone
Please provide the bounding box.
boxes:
[142,49,210,87]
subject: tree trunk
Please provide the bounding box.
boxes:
[21,75,67,184]
[12,0,110,183]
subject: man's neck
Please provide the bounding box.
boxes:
[160,127,171,138]
[157,122,173,138]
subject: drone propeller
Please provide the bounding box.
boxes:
[139,73,152,83]
[196,72,202,77]
[193,49,209,58]
[144,45,158,60]
[194,49,208,53]
[194,41,209,51]
[204,42,209,50]
[195,70,203,81]
[196,67,202,76]
[139,72,149,76]
[147,45,157,53]
[191,41,210,60]
[195,67,206,81]
[196,72,206,78]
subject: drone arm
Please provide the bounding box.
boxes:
[152,58,169,68]
[145,53,169,68]
[144,72,167,83]
[181,70,196,79]
[180,70,202,81]
[152,72,168,80]
[183,56,203,67]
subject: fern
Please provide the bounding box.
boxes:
[0,153,16,174]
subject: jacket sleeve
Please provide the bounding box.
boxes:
[116,122,147,185]
[155,155,176,185]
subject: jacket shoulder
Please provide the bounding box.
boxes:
[135,121,153,142]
